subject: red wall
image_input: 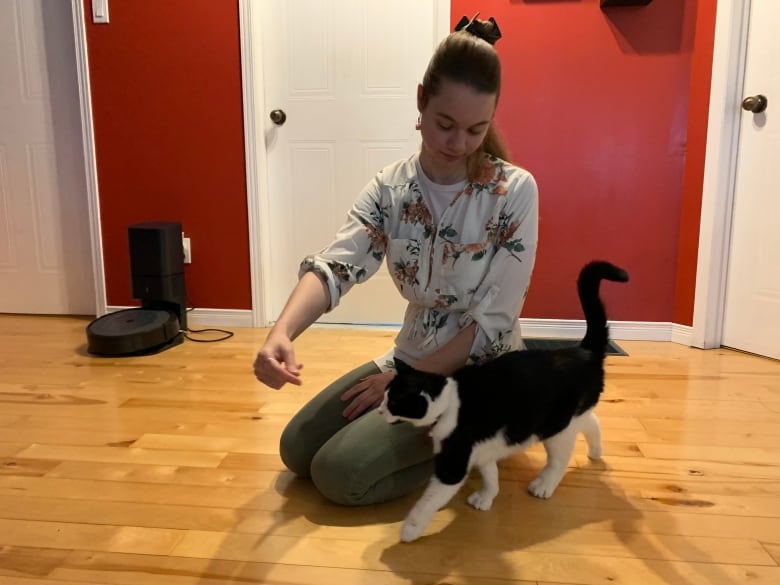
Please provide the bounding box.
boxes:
[674,1,717,325]
[453,0,699,321]
[84,0,250,310]
[85,0,716,323]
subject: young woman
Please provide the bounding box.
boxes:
[253,15,539,506]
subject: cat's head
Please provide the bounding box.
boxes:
[378,359,451,426]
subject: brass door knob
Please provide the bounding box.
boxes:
[270,109,287,126]
[742,94,768,114]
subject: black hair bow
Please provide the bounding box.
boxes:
[454,13,502,45]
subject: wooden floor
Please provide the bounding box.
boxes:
[1,315,779,585]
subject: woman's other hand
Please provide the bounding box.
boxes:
[340,371,396,420]
[253,332,304,389]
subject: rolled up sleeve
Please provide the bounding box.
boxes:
[299,176,389,311]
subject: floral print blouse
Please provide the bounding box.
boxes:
[300,152,539,370]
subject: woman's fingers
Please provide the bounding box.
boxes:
[253,353,303,389]
[342,385,384,420]
[340,380,368,402]
[340,371,396,419]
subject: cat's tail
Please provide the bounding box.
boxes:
[578,261,629,356]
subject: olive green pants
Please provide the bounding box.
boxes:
[279,361,434,505]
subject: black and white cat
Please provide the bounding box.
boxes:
[378,261,629,542]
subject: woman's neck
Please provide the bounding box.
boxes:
[418,150,468,185]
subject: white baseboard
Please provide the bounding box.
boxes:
[671,323,694,345]
[316,319,692,345]
[518,319,686,343]
[107,306,253,329]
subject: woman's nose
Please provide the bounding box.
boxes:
[447,131,465,151]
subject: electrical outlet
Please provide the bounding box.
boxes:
[182,236,192,264]
[92,0,109,23]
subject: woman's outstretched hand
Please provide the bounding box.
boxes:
[340,371,396,421]
[253,332,304,389]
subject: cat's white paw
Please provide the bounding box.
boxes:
[587,445,603,460]
[467,490,495,511]
[528,474,559,499]
[400,518,426,542]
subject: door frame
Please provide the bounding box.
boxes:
[691,0,752,349]
[71,0,107,316]
[238,0,452,327]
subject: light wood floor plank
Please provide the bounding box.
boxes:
[760,401,780,413]
[595,398,779,423]
[609,382,780,403]
[763,543,780,565]
[637,443,780,466]
[518,465,780,497]
[219,452,287,471]
[574,453,780,481]
[0,415,23,427]
[46,460,286,488]
[640,417,780,436]
[0,457,59,477]
[0,578,113,585]
[0,475,321,513]
[53,550,535,585]
[0,546,71,579]
[131,431,294,453]
[0,427,145,447]
[12,444,228,468]
[0,518,185,556]
[3,413,280,437]
[0,443,27,458]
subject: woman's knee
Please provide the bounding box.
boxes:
[279,362,381,478]
[310,441,377,506]
[279,420,313,477]
[309,439,433,506]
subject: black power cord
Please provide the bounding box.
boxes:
[181,300,234,343]
[182,326,234,343]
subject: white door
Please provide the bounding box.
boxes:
[260,0,444,325]
[722,0,780,360]
[0,0,94,315]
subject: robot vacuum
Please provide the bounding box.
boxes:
[86,221,187,357]
[86,308,182,356]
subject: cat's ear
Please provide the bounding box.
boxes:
[394,357,412,373]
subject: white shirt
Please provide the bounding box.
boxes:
[300,151,539,369]
[415,158,466,225]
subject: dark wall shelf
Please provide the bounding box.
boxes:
[601,0,653,6]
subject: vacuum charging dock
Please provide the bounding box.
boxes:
[86,221,187,356]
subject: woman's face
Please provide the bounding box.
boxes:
[418,79,496,181]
